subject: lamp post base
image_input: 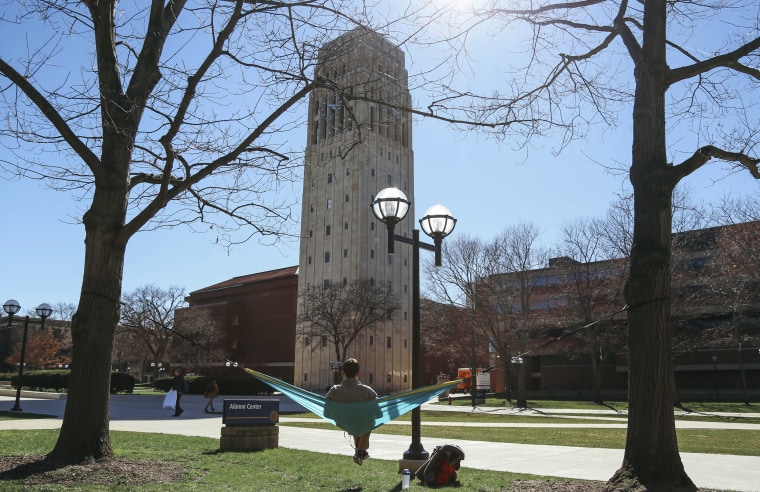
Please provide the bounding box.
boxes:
[398,457,428,474]
[402,442,429,462]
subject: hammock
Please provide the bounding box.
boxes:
[244,368,462,436]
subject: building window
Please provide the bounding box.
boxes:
[370,250,375,259]
[369,374,374,384]
[327,173,333,184]
[371,169,375,177]
[310,204,315,212]
[386,336,392,348]
[321,336,328,347]
[343,249,348,257]
[346,167,350,176]
[369,335,374,345]
[404,339,408,348]
[311,179,315,187]
[345,194,350,203]
[308,256,312,265]
[403,284,408,293]
[323,279,330,289]
[325,225,331,236]
[404,311,407,320]
[327,198,332,209]
[344,221,349,230]
[309,229,313,238]
[304,373,308,382]
[386,174,392,185]
[371,222,375,230]
[403,374,408,384]
[343,277,348,286]
[325,252,331,263]
[386,374,392,383]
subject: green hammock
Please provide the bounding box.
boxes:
[244,368,462,436]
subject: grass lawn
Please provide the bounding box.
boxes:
[0,429,591,491]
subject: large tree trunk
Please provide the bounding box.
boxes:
[47,174,129,463]
[608,0,695,489]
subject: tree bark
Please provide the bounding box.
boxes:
[608,0,695,489]
[47,154,130,463]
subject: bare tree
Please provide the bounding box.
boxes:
[556,217,627,403]
[413,1,760,487]
[118,284,188,376]
[0,0,388,463]
[172,306,220,371]
[426,224,548,407]
[424,234,499,402]
[297,279,400,377]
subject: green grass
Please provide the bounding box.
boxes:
[279,422,760,456]
[441,397,760,414]
[0,411,58,420]
[0,430,584,491]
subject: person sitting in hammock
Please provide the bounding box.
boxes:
[326,358,378,466]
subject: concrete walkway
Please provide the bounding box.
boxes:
[1,394,759,491]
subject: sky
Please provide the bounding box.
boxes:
[2,2,758,313]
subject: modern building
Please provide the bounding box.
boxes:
[294,27,416,393]
[477,222,760,401]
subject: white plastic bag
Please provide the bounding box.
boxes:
[163,389,176,409]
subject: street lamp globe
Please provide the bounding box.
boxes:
[36,303,53,320]
[371,187,411,254]
[3,299,21,317]
[419,205,457,266]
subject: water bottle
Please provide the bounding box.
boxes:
[401,468,411,490]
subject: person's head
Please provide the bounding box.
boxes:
[174,369,181,376]
[342,358,360,379]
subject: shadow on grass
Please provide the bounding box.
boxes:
[0,455,65,480]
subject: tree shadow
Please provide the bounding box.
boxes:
[0,455,68,480]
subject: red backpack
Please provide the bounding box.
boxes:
[414,444,465,486]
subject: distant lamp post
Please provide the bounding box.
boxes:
[36,303,53,328]
[711,355,719,400]
[371,187,456,462]
[511,356,527,408]
[329,361,343,385]
[2,300,53,412]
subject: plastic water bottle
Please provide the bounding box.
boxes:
[401,468,411,489]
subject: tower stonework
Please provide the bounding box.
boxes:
[295,28,414,393]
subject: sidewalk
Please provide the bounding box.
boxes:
[1,395,758,491]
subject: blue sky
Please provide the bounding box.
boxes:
[2,3,758,312]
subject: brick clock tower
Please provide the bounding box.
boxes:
[295,28,415,393]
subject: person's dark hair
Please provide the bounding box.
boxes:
[342,358,360,378]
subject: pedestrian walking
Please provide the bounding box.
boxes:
[171,369,186,417]
[204,379,219,413]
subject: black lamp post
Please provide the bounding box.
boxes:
[711,355,719,400]
[511,356,527,408]
[371,187,456,462]
[3,300,53,412]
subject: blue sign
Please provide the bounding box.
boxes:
[223,399,279,427]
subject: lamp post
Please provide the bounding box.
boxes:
[711,355,719,400]
[511,356,526,408]
[2,300,53,412]
[371,187,456,462]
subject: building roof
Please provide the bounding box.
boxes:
[189,265,298,295]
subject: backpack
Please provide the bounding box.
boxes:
[414,444,464,486]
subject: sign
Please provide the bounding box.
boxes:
[222,399,279,427]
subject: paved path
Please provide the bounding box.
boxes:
[1,394,759,491]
